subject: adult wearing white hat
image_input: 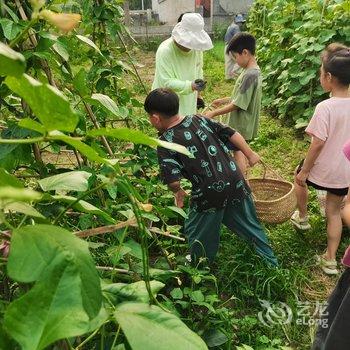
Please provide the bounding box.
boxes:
[152,13,213,116]
[224,14,246,80]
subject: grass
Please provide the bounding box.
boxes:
[132,40,350,349]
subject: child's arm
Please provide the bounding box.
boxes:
[168,181,188,208]
[211,97,231,108]
[296,136,325,186]
[229,132,260,166]
[204,102,238,119]
[344,189,350,227]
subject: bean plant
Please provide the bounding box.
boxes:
[247,0,350,128]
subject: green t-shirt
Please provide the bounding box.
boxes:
[220,67,262,141]
[152,38,203,116]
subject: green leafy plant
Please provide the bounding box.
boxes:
[247,0,350,127]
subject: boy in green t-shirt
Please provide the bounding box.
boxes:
[204,33,262,173]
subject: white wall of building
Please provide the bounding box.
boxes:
[152,0,196,25]
[217,0,254,15]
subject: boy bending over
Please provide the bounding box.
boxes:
[144,88,277,266]
[204,33,262,174]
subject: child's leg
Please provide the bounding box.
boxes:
[183,206,224,263]
[234,150,247,175]
[294,166,309,218]
[342,189,350,227]
[222,195,278,266]
[325,192,345,261]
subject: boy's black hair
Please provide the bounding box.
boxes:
[226,32,256,55]
[322,43,350,86]
[144,88,179,118]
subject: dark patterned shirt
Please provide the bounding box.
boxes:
[157,115,251,211]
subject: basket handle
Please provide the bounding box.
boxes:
[259,159,285,181]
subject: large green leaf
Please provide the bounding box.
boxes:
[90,93,122,117]
[5,254,91,350]
[18,118,46,134]
[76,34,103,56]
[4,202,44,219]
[88,128,193,158]
[0,42,26,77]
[114,303,208,350]
[0,18,21,40]
[0,187,42,202]
[43,194,115,223]
[0,168,23,188]
[103,280,165,303]
[5,74,79,132]
[48,131,108,164]
[73,68,89,97]
[52,41,69,61]
[7,225,102,318]
[38,171,92,192]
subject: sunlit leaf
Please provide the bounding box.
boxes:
[76,34,103,55]
[4,202,44,218]
[42,193,115,223]
[38,171,92,192]
[18,118,46,134]
[52,41,69,61]
[167,206,188,219]
[90,93,122,117]
[88,128,193,158]
[114,303,208,350]
[103,280,165,303]
[0,42,26,77]
[5,74,79,132]
[0,168,23,188]
[48,131,108,164]
[0,187,42,202]
[7,224,102,317]
[5,254,91,350]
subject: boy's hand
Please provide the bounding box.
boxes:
[247,152,260,167]
[174,188,188,208]
[296,169,309,187]
[211,98,225,108]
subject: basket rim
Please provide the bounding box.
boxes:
[248,177,295,204]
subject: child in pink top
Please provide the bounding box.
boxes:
[311,142,350,350]
[291,43,350,275]
[342,140,350,267]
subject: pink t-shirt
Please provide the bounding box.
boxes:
[305,97,350,188]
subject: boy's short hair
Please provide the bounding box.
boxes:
[144,88,179,118]
[322,43,350,86]
[226,32,256,55]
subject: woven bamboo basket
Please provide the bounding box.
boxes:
[249,161,297,224]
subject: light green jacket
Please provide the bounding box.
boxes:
[152,38,203,116]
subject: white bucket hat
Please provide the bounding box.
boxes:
[172,13,213,51]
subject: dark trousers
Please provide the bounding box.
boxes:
[312,268,350,350]
[183,195,278,266]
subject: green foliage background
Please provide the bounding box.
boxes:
[247,0,350,128]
